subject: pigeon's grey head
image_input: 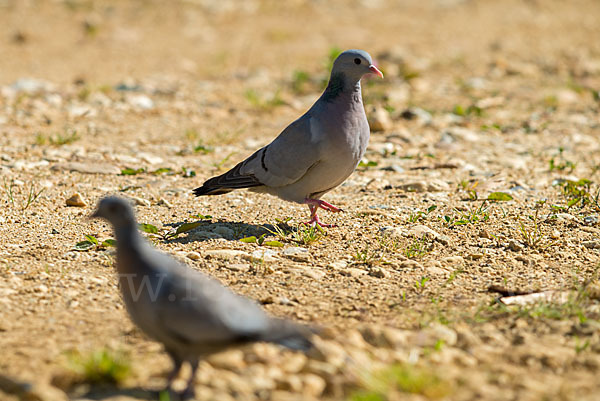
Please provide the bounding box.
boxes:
[331,49,383,81]
[91,196,137,228]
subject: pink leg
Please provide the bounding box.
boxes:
[303,199,343,228]
[304,198,344,213]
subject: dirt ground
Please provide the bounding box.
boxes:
[1,0,600,400]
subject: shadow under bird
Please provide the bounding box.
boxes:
[194,49,383,227]
[91,196,313,399]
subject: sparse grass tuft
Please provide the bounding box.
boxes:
[291,70,311,94]
[442,203,489,227]
[518,200,557,249]
[3,179,45,210]
[35,130,80,146]
[353,245,380,266]
[549,147,576,173]
[262,219,325,246]
[350,363,452,401]
[404,235,433,259]
[244,89,285,110]
[291,224,325,245]
[66,348,131,386]
[408,205,437,223]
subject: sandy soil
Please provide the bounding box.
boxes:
[1,0,600,400]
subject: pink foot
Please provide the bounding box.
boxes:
[302,202,339,228]
[304,213,336,228]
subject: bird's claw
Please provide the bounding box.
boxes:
[303,215,336,228]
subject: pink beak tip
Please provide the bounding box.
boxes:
[369,65,384,79]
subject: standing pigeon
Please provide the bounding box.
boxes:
[91,196,313,399]
[194,49,383,227]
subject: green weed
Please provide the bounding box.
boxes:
[291,70,311,94]
[35,130,80,146]
[404,236,432,259]
[549,147,576,173]
[3,179,45,210]
[261,219,325,246]
[74,235,116,251]
[442,203,489,227]
[66,348,130,386]
[244,89,285,110]
[408,205,437,223]
[518,200,556,249]
[349,363,451,400]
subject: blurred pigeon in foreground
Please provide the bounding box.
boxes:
[92,196,313,399]
[194,49,383,227]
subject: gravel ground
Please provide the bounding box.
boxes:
[1,1,600,400]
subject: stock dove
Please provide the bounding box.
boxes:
[194,49,383,227]
[91,196,313,398]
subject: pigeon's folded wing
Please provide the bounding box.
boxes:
[154,271,271,345]
[238,115,323,188]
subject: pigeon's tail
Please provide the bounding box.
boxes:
[193,160,263,196]
[261,318,316,352]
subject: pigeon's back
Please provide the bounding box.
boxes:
[117,244,311,356]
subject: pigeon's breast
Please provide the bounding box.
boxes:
[274,100,369,202]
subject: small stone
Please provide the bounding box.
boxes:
[51,162,120,175]
[327,261,347,269]
[303,360,338,378]
[139,152,163,165]
[444,127,479,142]
[208,349,246,370]
[367,106,392,132]
[442,256,464,266]
[515,255,530,265]
[424,261,446,275]
[407,224,449,245]
[587,281,600,300]
[507,239,523,252]
[299,268,326,280]
[157,198,172,208]
[381,327,411,348]
[301,373,326,397]
[35,284,49,293]
[225,263,250,272]
[205,249,249,260]
[186,251,201,261]
[345,330,369,349]
[11,78,52,93]
[479,229,491,239]
[583,240,600,249]
[312,339,346,367]
[130,196,151,207]
[246,249,279,263]
[282,247,310,262]
[550,229,561,239]
[67,104,95,118]
[413,323,458,347]
[280,353,308,373]
[369,267,389,278]
[468,253,484,260]
[398,179,449,193]
[275,376,303,393]
[65,193,87,207]
[398,260,423,270]
[127,94,154,110]
[339,267,367,277]
[555,213,577,222]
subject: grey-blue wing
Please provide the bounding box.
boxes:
[153,267,271,346]
[240,115,323,188]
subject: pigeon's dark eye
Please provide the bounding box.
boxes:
[354,58,361,65]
